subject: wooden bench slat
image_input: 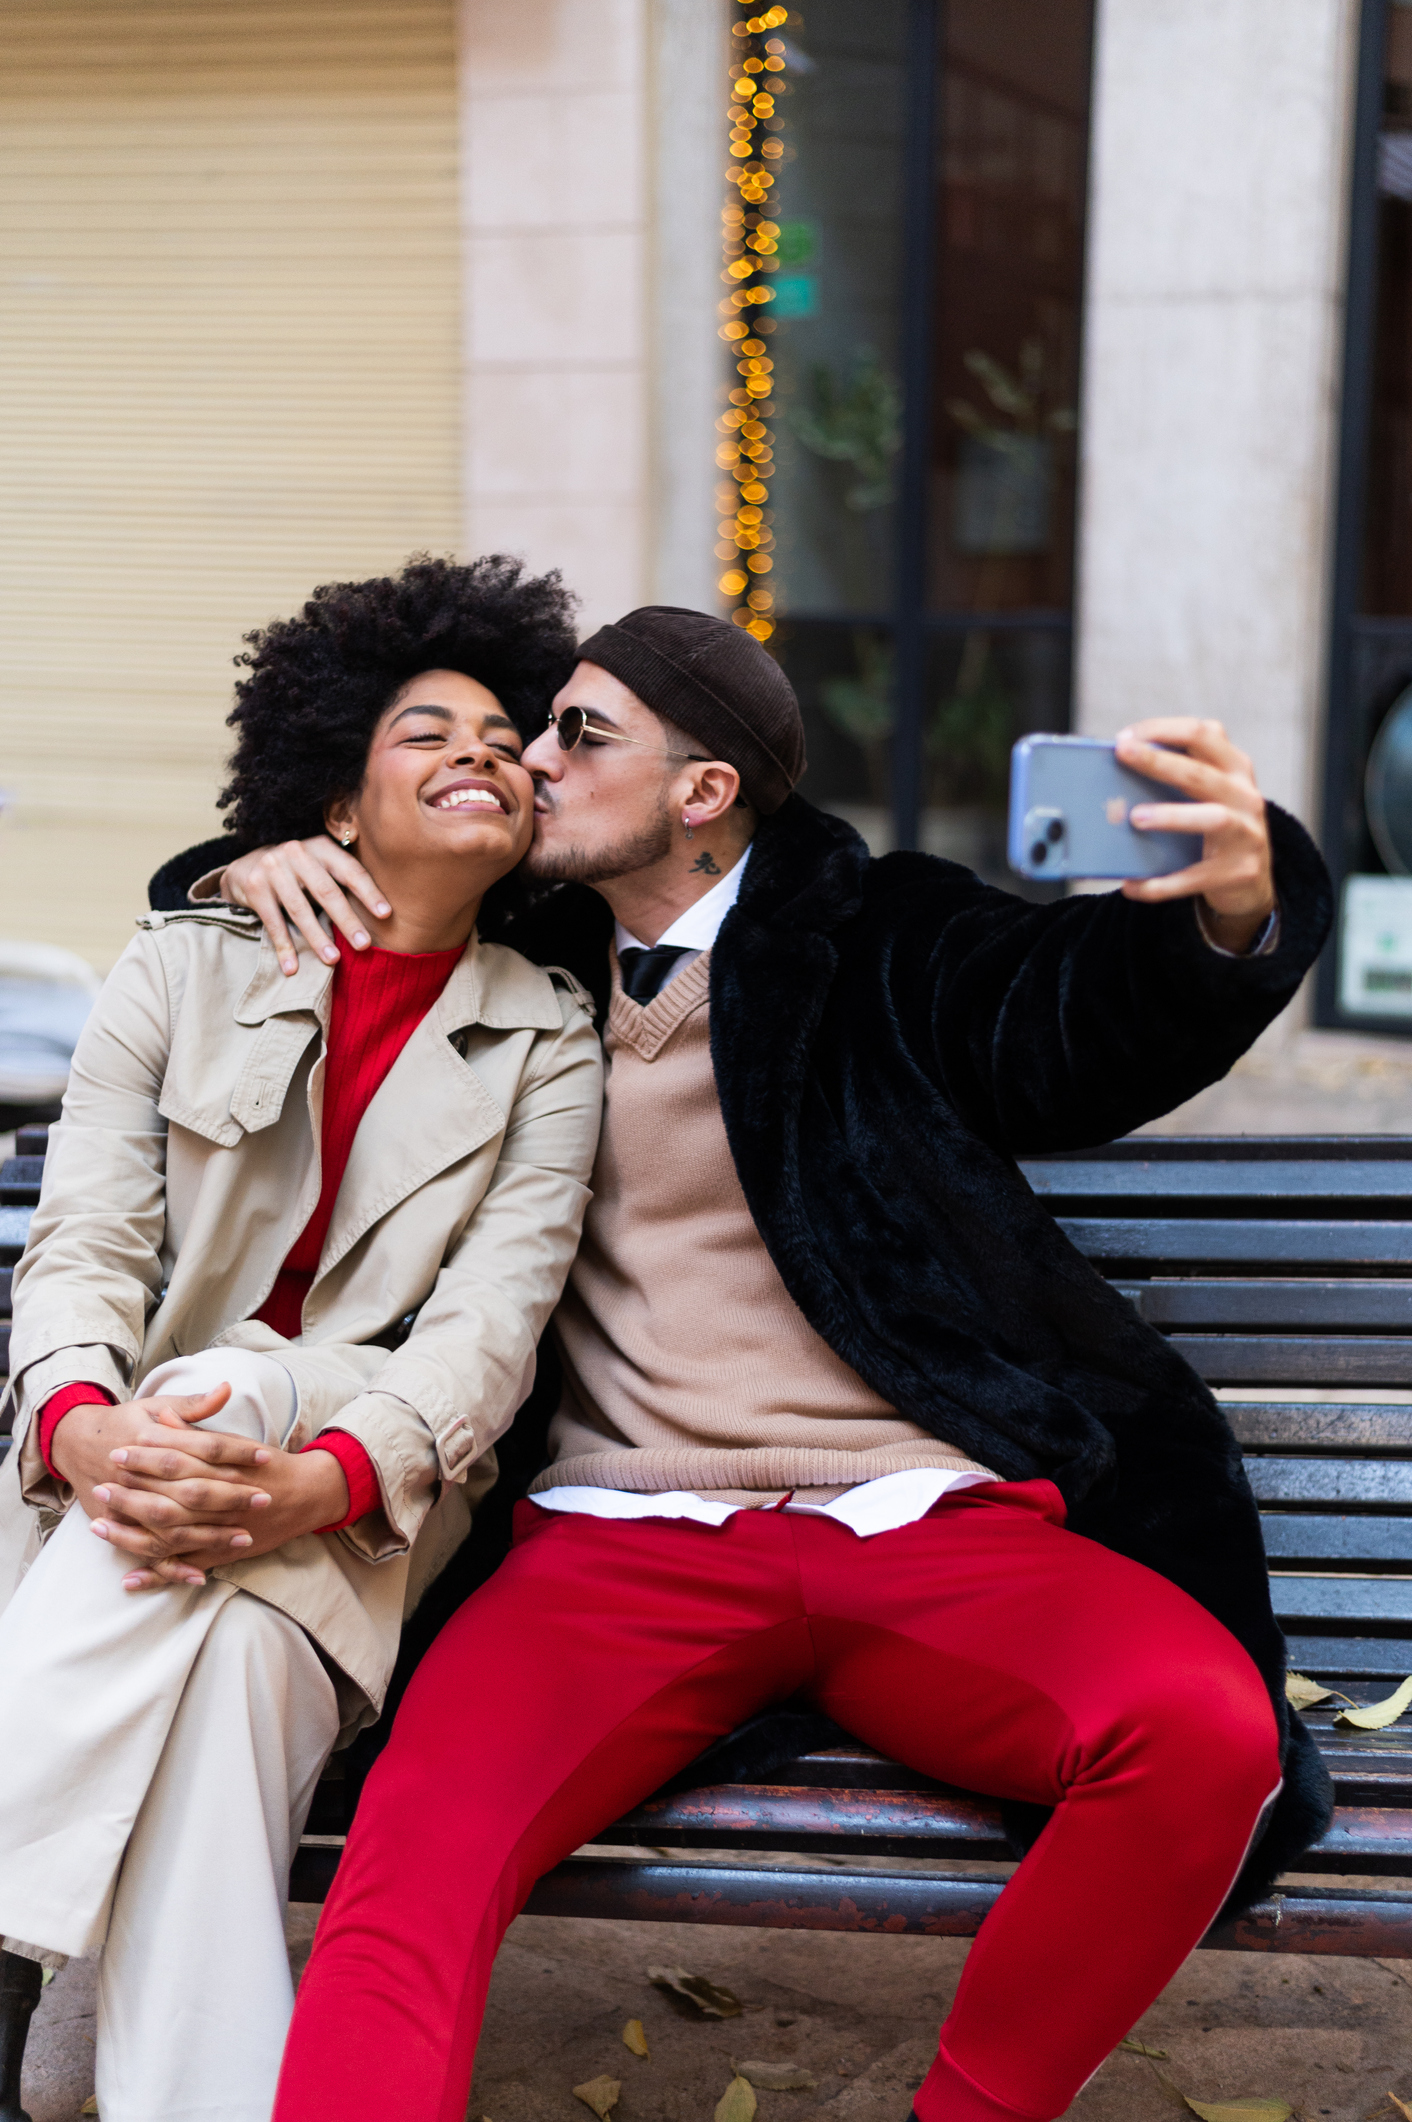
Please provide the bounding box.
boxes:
[1060,1217,1412,1267]
[1272,1576,1412,1626]
[1228,1404,1412,1452]
[1035,1137,1412,1163]
[1123,1280,1412,1330]
[0,1206,31,1265]
[601,1783,1009,1857]
[1285,1632,1412,1677]
[1247,1460,1412,1506]
[0,1157,43,1208]
[1025,1159,1412,1203]
[1176,1335,1412,1385]
[1261,1515,1412,1566]
[528,1857,1412,1956]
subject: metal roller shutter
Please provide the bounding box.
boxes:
[0,0,461,967]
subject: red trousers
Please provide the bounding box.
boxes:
[274,1482,1280,2122]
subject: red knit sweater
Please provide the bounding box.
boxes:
[40,943,462,1531]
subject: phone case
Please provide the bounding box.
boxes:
[1007,735,1201,881]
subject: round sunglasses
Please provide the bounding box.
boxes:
[547,706,708,762]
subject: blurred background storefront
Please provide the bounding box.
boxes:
[9,0,1412,1126]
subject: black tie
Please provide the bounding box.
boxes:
[619,945,692,1005]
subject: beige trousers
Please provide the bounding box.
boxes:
[0,1350,340,2122]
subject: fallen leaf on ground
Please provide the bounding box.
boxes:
[1285,1672,1332,1710]
[715,2076,758,2122]
[81,2102,98,2117]
[573,2076,621,2119]
[1389,2096,1412,2120]
[622,2019,650,2059]
[1182,2099,1292,2121]
[1336,1676,1412,1730]
[733,2060,819,2090]
[1119,2037,1170,2059]
[647,1965,743,2018]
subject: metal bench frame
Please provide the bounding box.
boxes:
[7,1130,1412,1955]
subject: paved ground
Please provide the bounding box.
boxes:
[19,1894,1412,2121]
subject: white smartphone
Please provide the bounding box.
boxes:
[1007,734,1202,882]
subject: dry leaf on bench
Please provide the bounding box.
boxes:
[715,2076,758,2122]
[647,1966,743,2018]
[1335,1676,1412,1731]
[1182,2099,1292,2121]
[621,2019,650,2059]
[733,2060,819,2091]
[1118,2037,1170,2059]
[573,2076,621,2120]
[1285,1672,1332,1711]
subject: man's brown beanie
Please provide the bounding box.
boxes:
[575,606,806,814]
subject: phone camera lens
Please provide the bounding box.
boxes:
[1030,841,1047,865]
[1046,820,1064,844]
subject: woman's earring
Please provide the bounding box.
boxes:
[339,830,355,849]
[682,813,695,841]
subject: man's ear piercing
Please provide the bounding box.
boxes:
[683,813,695,840]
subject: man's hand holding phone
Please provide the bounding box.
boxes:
[1116,718,1275,955]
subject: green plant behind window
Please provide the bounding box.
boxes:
[791,352,903,512]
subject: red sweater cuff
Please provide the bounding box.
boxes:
[37,1383,117,1479]
[300,1430,381,1532]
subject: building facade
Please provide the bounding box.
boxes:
[0,0,1386,1014]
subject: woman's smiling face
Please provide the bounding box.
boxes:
[327,669,535,881]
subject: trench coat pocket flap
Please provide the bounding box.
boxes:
[159,1014,317,1142]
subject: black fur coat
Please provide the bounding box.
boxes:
[153,795,1335,1909]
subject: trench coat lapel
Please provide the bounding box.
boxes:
[315,935,562,1280]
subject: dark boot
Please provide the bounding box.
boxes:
[0,1949,43,2122]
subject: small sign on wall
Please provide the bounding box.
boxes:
[1340,874,1412,1017]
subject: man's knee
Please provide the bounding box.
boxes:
[1123,1652,1279,1812]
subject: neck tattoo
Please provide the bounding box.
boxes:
[689,851,722,877]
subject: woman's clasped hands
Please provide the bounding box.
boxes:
[49,1384,349,1592]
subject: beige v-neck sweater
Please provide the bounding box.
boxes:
[533,950,991,1506]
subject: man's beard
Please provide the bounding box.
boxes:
[524,793,673,886]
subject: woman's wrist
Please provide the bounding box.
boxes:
[297,1447,351,1534]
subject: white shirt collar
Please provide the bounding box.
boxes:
[615,844,753,958]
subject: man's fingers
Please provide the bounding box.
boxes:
[1128,802,1230,838]
[252,849,338,970]
[240,878,297,972]
[1121,857,1245,904]
[1117,717,1250,776]
[315,842,392,924]
[1115,735,1249,805]
[284,845,379,952]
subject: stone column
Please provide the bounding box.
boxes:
[1074,0,1361,825]
[457,0,650,630]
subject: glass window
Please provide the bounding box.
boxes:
[1321,0,1412,1028]
[715,0,1095,878]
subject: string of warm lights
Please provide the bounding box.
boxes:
[714,2,790,643]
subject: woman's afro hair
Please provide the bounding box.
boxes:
[217,553,579,847]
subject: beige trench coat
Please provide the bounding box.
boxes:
[0,904,602,1734]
